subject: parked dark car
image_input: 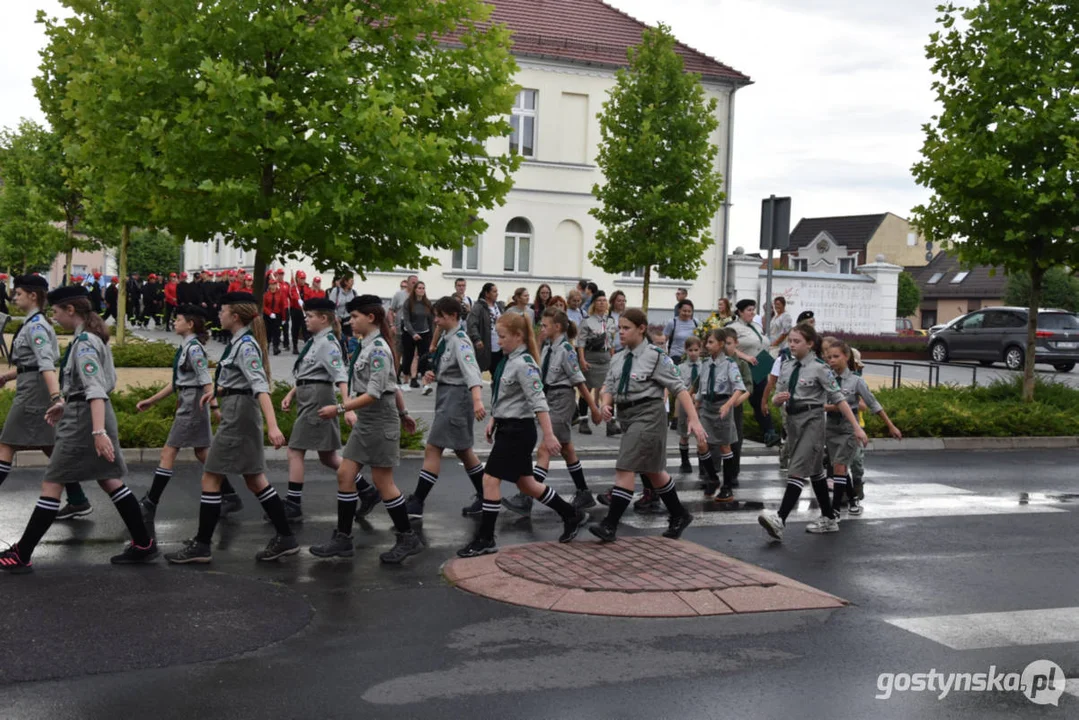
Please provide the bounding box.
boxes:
[928,307,1079,372]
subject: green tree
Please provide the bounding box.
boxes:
[911,0,1079,401]
[896,271,922,318]
[588,24,724,312]
[0,121,66,274]
[1004,267,1079,313]
[126,229,182,277]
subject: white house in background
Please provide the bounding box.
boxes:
[182,0,752,308]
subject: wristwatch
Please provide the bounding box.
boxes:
[399,409,410,419]
[337,403,346,416]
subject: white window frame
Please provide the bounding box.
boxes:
[620,266,673,281]
[452,236,480,271]
[791,258,808,272]
[510,89,537,158]
[838,257,856,274]
[503,218,532,274]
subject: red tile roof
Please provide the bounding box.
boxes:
[481,0,751,85]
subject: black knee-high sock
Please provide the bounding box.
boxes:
[221,476,237,495]
[847,474,859,502]
[698,452,719,481]
[778,478,805,522]
[479,497,500,540]
[146,467,174,505]
[602,487,634,527]
[194,491,221,544]
[257,486,293,536]
[337,490,358,535]
[15,496,60,561]
[383,494,411,533]
[533,466,548,484]
[831,475,847,511]
[640,473,654,491]
[414,470,437,502]
[0,460,11,488]
[354,472,373,493]
[566,461,588,491]
[65,482,88,505]
[537,486,575,520]
[465,464,485,495]
[655,478,686,516]
[810,475,834,519]
[287,481,304,505]
[109,485,152,547]
[721,452,736,488]
[679,444,690,466]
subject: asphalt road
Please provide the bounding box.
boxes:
[1,449,1077,719]
[863,359,1079,389]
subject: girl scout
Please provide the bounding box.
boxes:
[501,307,602,518]
[0,275,92,519]
[278,297,349,521]
[1,286,156,573]
[591,308,706,543]
[403,296,487,519]
[822,337,902,514]
[676,336,704,477]
[577,291,615,436]
[456,312,588,558]
[757,322,867,543]
[164,292,293,565]
[696,329,750,503]
[136,305,244,534]
[310,294,423,565]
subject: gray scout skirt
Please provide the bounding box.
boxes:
[583,350,610,390]
[545,385,577,444]
[427,383,474,451]
[342,393,399,467]
[205,394,266,475]
[43,399,127,483]
[0,372,55,449]
[166,387,212,449]
[615,397,668,474]
[785,408,826,479]
[825,415,859,467]
[288,383,342,452]
[698,399,737,449]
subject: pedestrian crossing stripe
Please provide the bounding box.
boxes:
[883,607,1079,650]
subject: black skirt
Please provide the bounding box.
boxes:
[484,418,537,483]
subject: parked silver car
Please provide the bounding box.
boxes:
[928,307,1079,372]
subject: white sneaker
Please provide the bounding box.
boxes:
[757,510,784,542]
[806,516,839,534]
[398,384,412,393]
[848,499,863,515]
[421,384,433,396]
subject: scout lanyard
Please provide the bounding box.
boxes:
[9,310,42,350]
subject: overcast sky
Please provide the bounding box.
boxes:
[0,0,942,254]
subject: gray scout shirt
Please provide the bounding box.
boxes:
[293,326,347,384]
[603,342,686,402]
[173,335,212,388]
[696,355,746,402]
[577,315,613,352]
[829,368,882,427]
[10,310,60,372]
[679,356,703,393]
[776,351,844,409]
[431,329,483,388]
[215,328,270,395]
[541,334,585,388]
[492,345,549,419]
[61,327,116,400]
[348,330,396,398]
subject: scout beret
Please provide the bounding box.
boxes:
[346,294,384,313]
[304,298,336,312]
[735,299,756,312]
[797,310,815,322]
[14,275,48,291]
[177,304,210,320]
[47,285,89,304]
[220,291,257,305]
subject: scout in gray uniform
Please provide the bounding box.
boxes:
[165,292,295,565]
[696,329,750,503]
[0,275,92,519]
[135,305,244,535]
[758,322,867,543]
[1,286,157,574]
[722,327,755,488]
[403,296,488,519]
[278,298,349,522]
[310,294,424,565]
[822,337,901,515]
[676,336,704,476]
[456,312,589,558]
[577,291,617,437]
[590,308,706,544]
[502,307,603,518]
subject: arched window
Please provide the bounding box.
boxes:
[504,217,532,273]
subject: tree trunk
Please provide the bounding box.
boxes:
[642,265,651,314]
[64,218,74,285]
[116,225,130,345]
[1023,263,1044,402]
[253,247,267,306]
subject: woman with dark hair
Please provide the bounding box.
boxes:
[466,282,504,372]
[532,283,552,320]
[731,299,780,447]
[577,291,616,436]
[608,291,627,351]
[1,286,156,573]
[401,281,434,389]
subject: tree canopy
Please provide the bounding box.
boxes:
[0,120,67,274]
[1004,267,1079,313]
[896,271,922,318]
[126,229,182,278]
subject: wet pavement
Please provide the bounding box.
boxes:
[1,448,1078,718]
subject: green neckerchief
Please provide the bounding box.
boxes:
[690,362,699,389]
[347,339,362,394]
[214,327,250,394]
[171,342,185,388]
[707,361,716,402]
[743,319,764,343]
[788,359,802,397]
[293,336,315,374]
[541,344,552,384]
[490,355,508,404]
[616,349,634,395]
[430,336,448,378]
[11,309,42,348]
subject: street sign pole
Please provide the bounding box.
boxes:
[763,194,775,334]
[759,195,791,336]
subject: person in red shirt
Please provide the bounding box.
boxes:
[163,273,179,330]
[226,270,243,294]
[288,270,314,354]
[273,269,291,350]
[309,276,326,300]
[263,274,289,354]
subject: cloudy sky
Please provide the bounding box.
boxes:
[0,0,942,253]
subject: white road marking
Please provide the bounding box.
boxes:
[884,607,1079,650]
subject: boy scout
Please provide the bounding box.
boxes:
[697,329,750,502]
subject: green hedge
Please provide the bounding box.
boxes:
[742,376,1079,441]
[4,317,116,337]
[111,341,182,368]
[0,381,426,450]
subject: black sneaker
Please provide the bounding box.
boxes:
[255,534,300,562]
[501,492,533,516]
[0,547,32,574]
[220,492,244,517]
[715,486,735,503]
[405,494,424,519]
[379,531,424,564]
[356,487,380,519]
[571,490,596,510]
[284,499,303,523]
[456,536,497,558]
[606,422,622,437]
[703,480,719,497]
[578,420,592,435]
[110,540,159,565]
[461,495,484,517]
[139,497,157,537]
[165,538,212,564]
[588,522,617,543]
[597,489,613,506]
[730,476,740,489]
[764,430,782,448]
[310,530,354,558]
[663,513,694,539]
[679,462,693,474]
[55,502,93,521]
[409,377,420,389]
[559,510,588,543]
